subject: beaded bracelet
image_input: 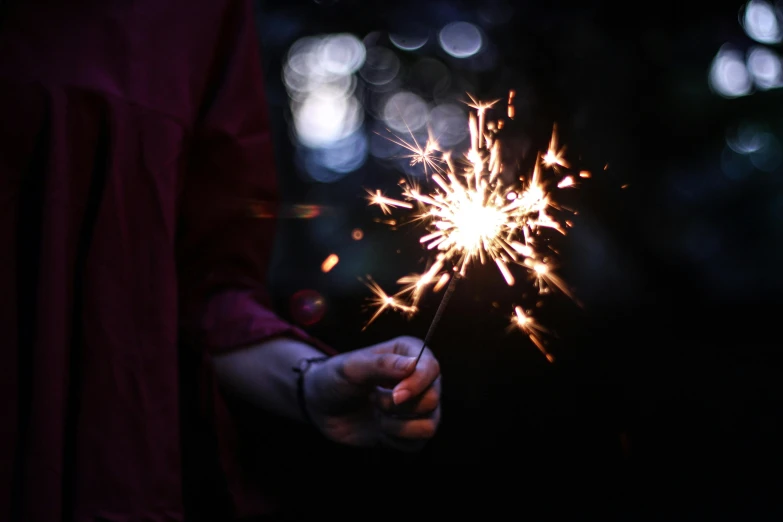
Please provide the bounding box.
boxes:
[292,356,329,426]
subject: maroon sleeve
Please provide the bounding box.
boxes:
[178,0,332,357]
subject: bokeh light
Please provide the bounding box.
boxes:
[709,46,752,97]
[389,28,429,51]
[726,121,768,154]
[742,0,782,44]
[438,21,483,58]
[321,33,367,75]
[382,91,428,132]
[724,121,782,173]
[284,33,368,181]
[746,46,783,89]
[289,289,327,326]
[359,46,401,86]
[428,103,469,147]
[293,91,363,147]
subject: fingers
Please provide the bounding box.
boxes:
[379,406,441,441]
[357,336,441,405]
[367,335,424,357]
[391,350,440,405]
[374,377,441,451]
[374,380,440,416]
[339,350,417,388]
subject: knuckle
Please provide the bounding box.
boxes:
[419,420,437,439]
[419,389,439,413]
[396,335,422,349]
[377,353,397,370]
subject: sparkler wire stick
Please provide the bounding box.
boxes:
[414,274,460,365]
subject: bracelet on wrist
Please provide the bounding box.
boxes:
[292,356,328,426]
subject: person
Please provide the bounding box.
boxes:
[0,1,442,520]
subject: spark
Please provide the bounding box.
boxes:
[466,93,501,150]
[366,189,413,215]
[382,126,445,177]
[542,124,570,171]
[321,254,339,273]
[557,176,575,188]
[363,92,589,361]
[511,306,554,363]
[507,90,516,119]
[361,276,417,330]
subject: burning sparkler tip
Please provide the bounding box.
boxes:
[363,92,598,360]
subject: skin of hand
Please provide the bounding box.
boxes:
[303,336,442,451]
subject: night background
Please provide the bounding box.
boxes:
[239,0,783,519]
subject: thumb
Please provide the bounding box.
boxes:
[340,350,418,387]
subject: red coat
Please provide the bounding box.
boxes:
[0,1,325,520]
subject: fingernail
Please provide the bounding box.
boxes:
[395,356,417,371]
[393,389,411,405]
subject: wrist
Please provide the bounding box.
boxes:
[293,356,328,428]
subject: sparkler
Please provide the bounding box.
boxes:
[364,92,588,363]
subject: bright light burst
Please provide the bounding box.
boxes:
[364,92,588,362]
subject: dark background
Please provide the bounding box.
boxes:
[247,1,783,519]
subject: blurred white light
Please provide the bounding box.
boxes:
[293,94,363,147]
[382,91,428,133]
[438,22,483,58]
[742,0,782,44]
[300,155,348,183]
[428,103,469,147]
[311,76,357,100]
[284,65,357,101]
[287,36,322,72]
[389,32,429,51]
[288,37,333,84]
[359,47,401,86]
[284,32,369,178]
[319,33,366,76]
[286,48,318,79]
[709,46,752,98]
[315,131,368,174]
[746,46,783,89]
[282,62,310,96]
[727,121,768,153]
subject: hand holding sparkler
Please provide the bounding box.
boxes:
[303,336,441,450]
